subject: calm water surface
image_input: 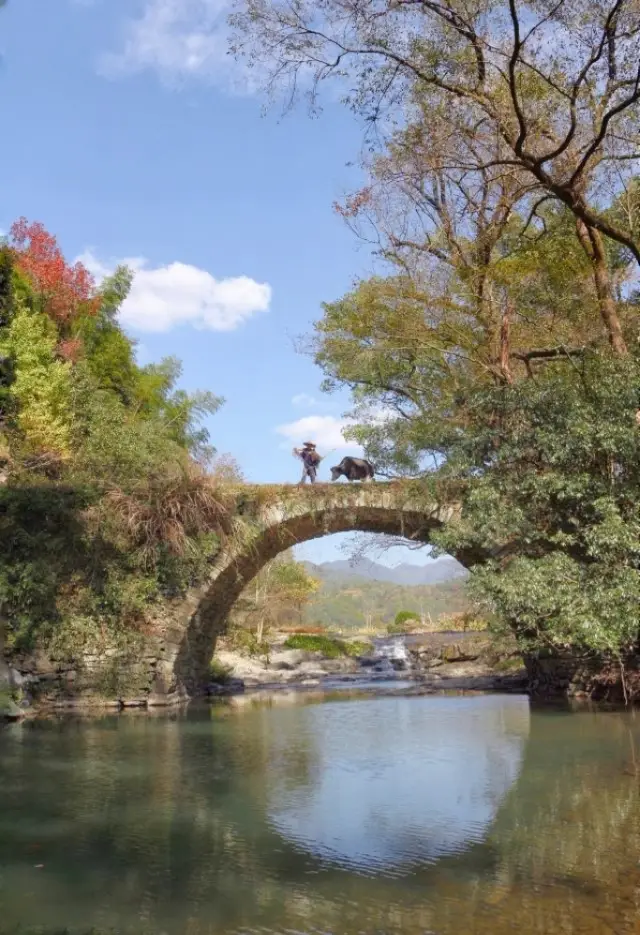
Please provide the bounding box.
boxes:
[1,692,640,935]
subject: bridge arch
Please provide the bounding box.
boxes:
[172,484,473,695]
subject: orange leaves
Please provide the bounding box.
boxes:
[10,217,99,324]
[334,186,373,219]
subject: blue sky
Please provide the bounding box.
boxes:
[0,0,434,566]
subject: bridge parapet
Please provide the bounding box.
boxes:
[231,481,459,527]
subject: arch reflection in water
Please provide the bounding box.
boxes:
[266,694,530,874]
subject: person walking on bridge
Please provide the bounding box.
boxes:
[293,441,322,485]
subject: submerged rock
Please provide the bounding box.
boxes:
[1,693,25,721]
[208,678,246,697]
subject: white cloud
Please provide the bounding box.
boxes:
[276,415,362,454]
[77,249,271,333]
[99,0,247,88]
[77,250,139,282]
[292,393,320,409]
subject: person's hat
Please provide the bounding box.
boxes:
[302,441,316,448]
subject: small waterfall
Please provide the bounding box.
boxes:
[371,636,411,671]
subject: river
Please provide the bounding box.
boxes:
[1,691,639,934]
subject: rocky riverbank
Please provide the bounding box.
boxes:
[206,631,528,697]
[1,630,526,720]
[0,658,29,720]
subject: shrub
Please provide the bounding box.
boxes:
[208,659,234,684]
[438,612,488,633]
[388,610,421,634]
[283,633,371,658]
[342,639,372,657]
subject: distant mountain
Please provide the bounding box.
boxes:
[303,556,468,587]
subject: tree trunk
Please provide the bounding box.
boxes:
[0,611,9,692]
[499,301,514,384]
[576,220,628,356]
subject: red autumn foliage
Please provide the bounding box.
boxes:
[10,218,99,324]
[57,337,83,363]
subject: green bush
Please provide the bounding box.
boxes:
[284,634,343,656]
[343,639,373,657]
[208,659,234,684]
[283,634,371,658]
[387,610,420,634]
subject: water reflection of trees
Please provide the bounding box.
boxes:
[0,702,639,935]
[0,705,327,934]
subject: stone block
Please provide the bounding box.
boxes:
[1,697,24,720]
[147,692,185,707]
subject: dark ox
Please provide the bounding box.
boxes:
[330,457,375,482]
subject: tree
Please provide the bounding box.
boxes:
[313,195,615,474]
[305,86,636,472]
[232,553,320,644]
[0,302,72,460]
[231,0,640,679]
[10,218,98,326]
[336,99,630,356]
[431,352,640,659]
[394,610,420,628]
[232,0,640,352]
[134,357,224,465]
[76,266,139,402]
[0,247,14,329]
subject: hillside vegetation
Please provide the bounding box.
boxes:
[304,576,470,631]
[0,221,237,665]
[0,223,333,688]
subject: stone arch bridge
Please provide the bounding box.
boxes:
[164,481,474,697]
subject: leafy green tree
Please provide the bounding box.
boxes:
[75,267,139,403]
[0,246,15,329]
[135,356,223,464]
[313,196,614,476]
[431,353,640,657]
[394,610,420,628]
[0,302,72,459]
[267,13,640,666]
[230,553,320,647]
[388,609,421,633]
